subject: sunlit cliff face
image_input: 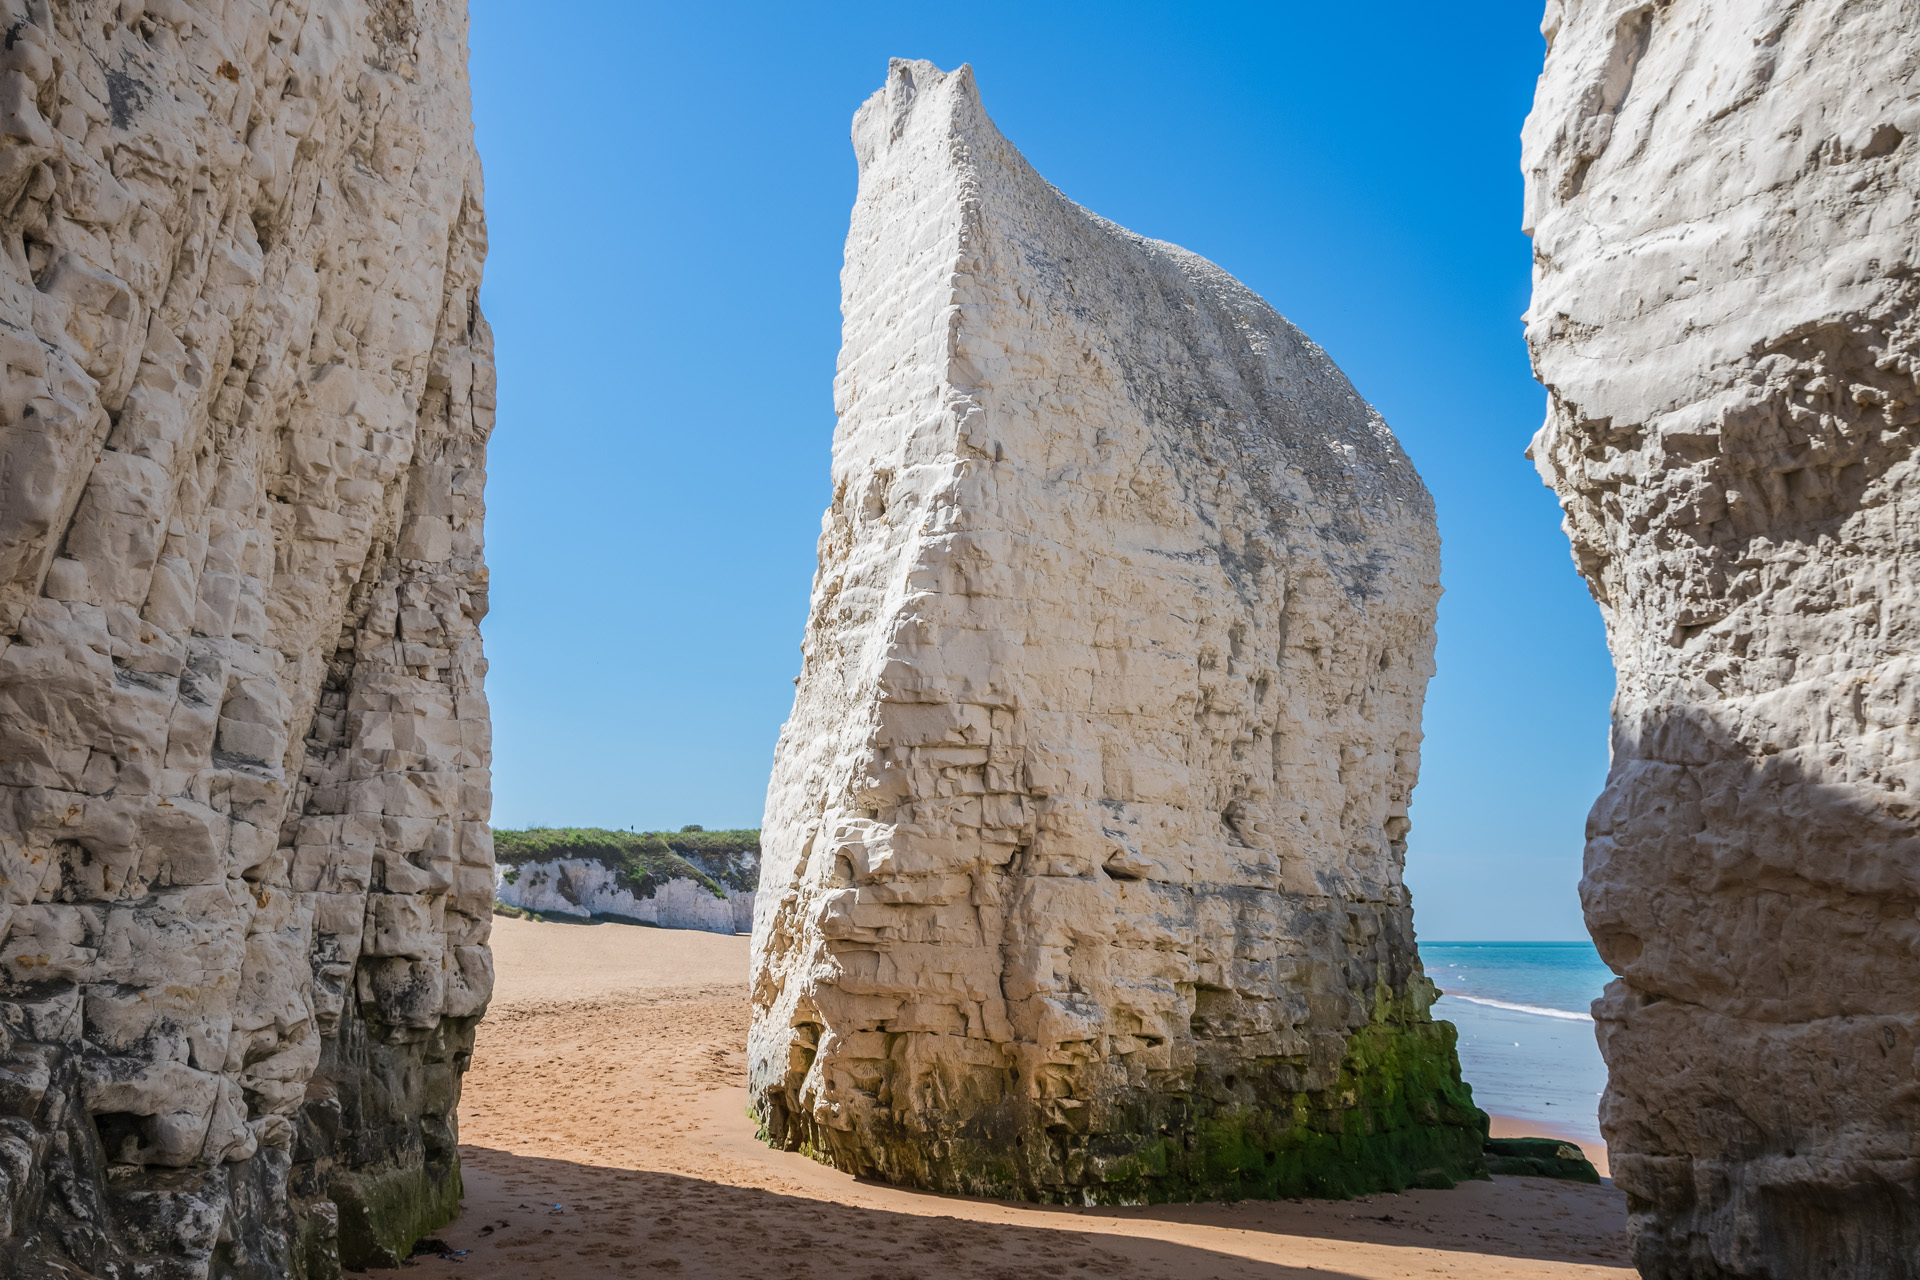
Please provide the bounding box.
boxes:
[749,59,1481,1206]
[0,1,495,1274]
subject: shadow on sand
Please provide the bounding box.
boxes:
[390,1145,1627,1279]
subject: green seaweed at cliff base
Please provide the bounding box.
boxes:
[1102,1019,1492,1203]
[331,1157,464,1269]
[1483,1136,1601,1183]
[760,1013,1488,1205]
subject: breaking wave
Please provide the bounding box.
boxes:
[1439,992,1592,1023]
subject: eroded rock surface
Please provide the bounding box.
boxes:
[0,1,493,1276]
[1524,1,1920,1273]
[749,59,1482,1205]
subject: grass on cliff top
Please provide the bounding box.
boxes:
[493,826,760,898]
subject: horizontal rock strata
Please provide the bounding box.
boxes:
[0,1,495,1276]
[1524,0,1920,1273]
[749,59,1483,1205]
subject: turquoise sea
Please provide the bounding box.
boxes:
[1420,941,1613,1144]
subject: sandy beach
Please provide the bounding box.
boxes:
[399,918,1632,1279]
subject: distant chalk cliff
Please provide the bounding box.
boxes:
[493,828,757,934]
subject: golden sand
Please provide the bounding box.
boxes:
[399,917,1633,1279]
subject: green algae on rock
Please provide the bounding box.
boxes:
[1483,1137,1601,1185]
[758,1012,1487,1204]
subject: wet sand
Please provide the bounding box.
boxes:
[403,918,1632,1279]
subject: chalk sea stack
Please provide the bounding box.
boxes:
[0,1,494,1275]
[749,59,1481,1204]
[1526,0,1920,1273]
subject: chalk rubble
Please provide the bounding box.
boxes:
[1525,0,1920,1272]
[0,1,494,1275]
[749,60,1481,1204]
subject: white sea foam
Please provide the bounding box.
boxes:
[1439,992,1592,1023]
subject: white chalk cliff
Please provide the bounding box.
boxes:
[0,1,493,1276]
[497,861,753,934]
[1525,0,1920,1272]
[749,60,1482,1203]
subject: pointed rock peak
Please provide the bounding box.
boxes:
[853,58,986,168]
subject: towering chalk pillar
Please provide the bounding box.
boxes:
[0,2,495,1276]
[1525,2,1920,1272]
[749,60,1481,1204]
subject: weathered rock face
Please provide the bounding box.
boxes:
[749,59,1482,1205]
[1524,2,1920,1274]
[0,2,494,1277]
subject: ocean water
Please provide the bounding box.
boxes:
[1420,941,1613,1144]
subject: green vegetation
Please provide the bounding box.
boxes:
[492,826,760,900]
[758,997,1488,1205]
[331,1156,464,1269]
[1075,1017,1491,1203]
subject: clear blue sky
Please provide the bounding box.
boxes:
[467,1,1613,941]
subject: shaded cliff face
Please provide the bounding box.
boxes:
[0,1,494,1276]
[749,60,1482,1206]
[1524,1,1920,1274]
